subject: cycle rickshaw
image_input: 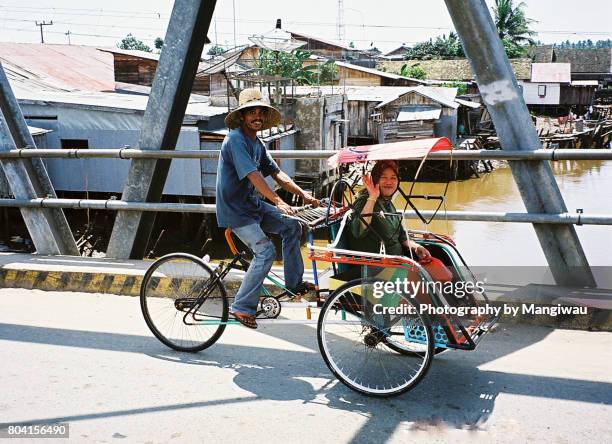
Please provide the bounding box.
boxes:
[140,137,499,397]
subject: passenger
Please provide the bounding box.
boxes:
[347,160,432,261]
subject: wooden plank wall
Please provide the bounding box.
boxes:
[347,101,378,137]
[337,66,382,86]
[113,54,210,93]
[560,85,597,106]
[381,121,435,142]
[379,92,441,120]
[114,55,157,86]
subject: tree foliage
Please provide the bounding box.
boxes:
[154,37,164,50]
[401,1,536,60]
[502,39,528,58]
[256,49,338,85]
[117,33,152,52]
[403,33,464,60]
[493,0,536,46]
[553,39,612,49]
[440,81,468,95]
[399,64,427,80]
[207,45,226,56]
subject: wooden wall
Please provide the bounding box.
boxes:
[377,92,451,142]
[380,121,435,142]
[347,100,378,137]
[560,85,597,106]
[112,53,210,94]
[113,54,157,86]
[337,66,382,86]
[379,92,441,120]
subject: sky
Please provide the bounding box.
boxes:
[0,0,611,53]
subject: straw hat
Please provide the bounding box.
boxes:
[224,88,281,130]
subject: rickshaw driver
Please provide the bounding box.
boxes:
[216,88,319,329]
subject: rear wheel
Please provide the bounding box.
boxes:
[140,253,228,352]
[317,278,434,397]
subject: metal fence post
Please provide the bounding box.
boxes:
[0,62,79,255]
[107,0,216,259]
[444,0,596,287]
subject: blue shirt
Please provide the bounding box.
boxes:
[215,128,280,228]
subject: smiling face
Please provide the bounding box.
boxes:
[241,106,268,133]
[375,167,399,198]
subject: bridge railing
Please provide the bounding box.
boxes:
[1,148,611,226]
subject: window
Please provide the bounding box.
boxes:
[60,139,89,149]
[538,85,547,98]
[24,115,57,120]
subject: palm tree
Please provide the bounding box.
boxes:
[493,0,536,46]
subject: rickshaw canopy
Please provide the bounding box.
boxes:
[327,137,453,168]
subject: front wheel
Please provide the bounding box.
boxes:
[317,278,434,397]
[140,253,228,352]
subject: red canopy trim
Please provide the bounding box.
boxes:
[327,137,453,168]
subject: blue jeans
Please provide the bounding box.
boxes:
[230,202,303,315]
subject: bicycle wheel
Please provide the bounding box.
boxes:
[141,253,228,352]
[317,278,434,397]
[384,337,448,357]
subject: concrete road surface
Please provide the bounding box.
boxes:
[0,288,610,443]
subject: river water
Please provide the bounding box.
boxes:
[297,160,612,268]
[392,160,612,266]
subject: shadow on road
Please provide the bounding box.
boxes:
[1,320,610,439]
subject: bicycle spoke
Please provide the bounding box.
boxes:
[318,278,433,397]
[141,254,229,352]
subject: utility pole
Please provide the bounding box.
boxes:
[65,30,72,45]
[214,16,218,47]
[35,20,53,44]
[337,0,345,42]
[232,0,236,48]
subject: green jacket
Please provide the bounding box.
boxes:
[347,193,407,256]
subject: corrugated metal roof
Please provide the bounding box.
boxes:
[97,47,161,61]
[454,98,481,109]
[199,46,248,75]
[100,47,214,77]
[531,63,571,83]
[292,85,465,109]
[15,89,227,119]
[397,106,441,122]
[0,43,115,92]
[0,43,226,121]
[375,86,459,109]
[333,59,426,84]
[287,30,354,51]
[384,44,410,57]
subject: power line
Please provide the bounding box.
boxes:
[1,6,612,37]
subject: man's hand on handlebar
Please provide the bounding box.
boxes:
[276,201,295,215]
[302,192,320,208]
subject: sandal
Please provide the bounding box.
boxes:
[230,310,258,329]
